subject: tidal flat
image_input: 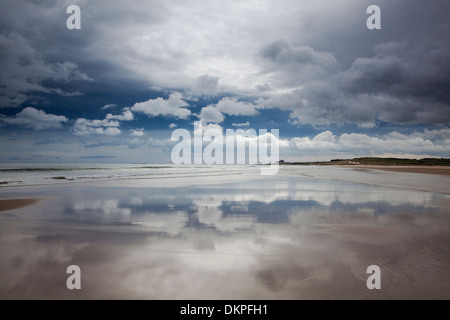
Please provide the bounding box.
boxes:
[1,166,449,299]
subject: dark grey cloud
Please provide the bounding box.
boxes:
[266,36,450,126]
[336,42,450,123]
[260,0,450,126]
[191,74,220,95]
[0,32,87,106]
[0,1,93,107]
[257,39,338,89]
[260,39,337,70]
[0,0,167,108]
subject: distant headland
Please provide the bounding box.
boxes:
[279,157,450,166]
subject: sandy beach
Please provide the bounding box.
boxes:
[0,198,41,212]
[0,166,449,300]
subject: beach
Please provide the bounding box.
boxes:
[0,198,41,212]
[346,165,450,177]
[0,165,449,299]
[2,0,449,304]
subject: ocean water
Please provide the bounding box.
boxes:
[0,163,261,187]
[1,165,450,299]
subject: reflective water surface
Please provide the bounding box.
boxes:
[1,167,450,299]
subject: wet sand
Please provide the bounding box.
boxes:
[0,168,449,299]
[0,198,41,212]
[344,165,450,176]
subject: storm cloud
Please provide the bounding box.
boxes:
[0,0,449,161]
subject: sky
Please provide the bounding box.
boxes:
[0,0,449,163]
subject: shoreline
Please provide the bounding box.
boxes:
[0,168,449,299]
[0,198,41,212]
[344,165,450,176]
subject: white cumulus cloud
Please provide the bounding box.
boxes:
[74,118,121,136]
[101,104,118,110]
[106,109,134,121]
[232,122,250,127]
[289,129,449,155]
[0,107,68,130]
[129,129,145,137]
[131,92,191,119]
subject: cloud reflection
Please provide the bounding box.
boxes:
[1,173,449,299]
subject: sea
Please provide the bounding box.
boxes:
[0,163,260,187]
